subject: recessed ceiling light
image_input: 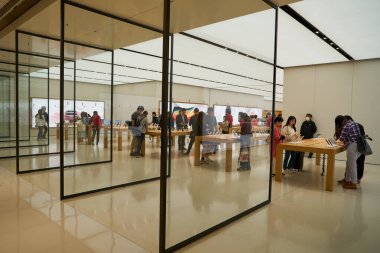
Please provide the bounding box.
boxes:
[323,37,327,40]
[336,48,340,50]
[316,31,319,34]
[330,42,333,45]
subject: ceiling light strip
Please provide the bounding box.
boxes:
[280,5,354,60]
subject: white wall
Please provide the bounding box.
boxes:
[283,59,380,164]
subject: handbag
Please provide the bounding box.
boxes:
[357,135,373,156]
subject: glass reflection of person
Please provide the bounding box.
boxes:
[41,106,49,138]
[90,111,101,145]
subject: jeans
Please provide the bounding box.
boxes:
[136,133,145,156]
[92,126,100,144]
[345,142,361,184]
[283,150,296,169]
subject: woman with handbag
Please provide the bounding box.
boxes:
[336,116,362,189]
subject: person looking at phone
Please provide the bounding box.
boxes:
[282,116,299,171]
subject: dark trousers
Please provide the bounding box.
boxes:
[136,133,145,156]
[92,126,100,144]
[283,151,296,169]
[357,154,365,180]
[187,132,195,152]
[37,126,44,139]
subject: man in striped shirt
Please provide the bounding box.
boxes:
[338,119,361,189]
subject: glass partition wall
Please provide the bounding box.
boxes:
[10,0,277,252]
[0,57,16,159]
[61,2,163,198]
[15,31,75,173]
[164,3,278,253]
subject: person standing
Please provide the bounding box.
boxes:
[130,106,144,155]
[225,106,233,128]
[220,116,230,134]
[266,112,272,127]
[300,113,317,158]
[336,115,367,185]
[35,109,46,140]
[238,113,252,171]
[135,111,148,158]
[176,108,188,152]
[205,107,218,153]
[270,116,285,176]
[90,111,101,145]
[152,112,159,125]
[185,108,199,154]
[282,116,299,171]
[41,106,49,139]
[337,117,362,189]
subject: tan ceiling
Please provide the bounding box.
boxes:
[0,0,299,52]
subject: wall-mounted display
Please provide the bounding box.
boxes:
[214,105,263,124]
[31,98,105,127]
[159,101,209,121]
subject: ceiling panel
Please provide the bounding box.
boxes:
[290,0,380,60]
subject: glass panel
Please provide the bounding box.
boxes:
[62,4,162,207]
[17,33,65,172]
[166,8,275,249]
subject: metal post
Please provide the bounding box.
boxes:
[73,60,76,152]
[168,34,174,177]
[59,0,65,200]
[15,30,20,174]
[110,50,114,161]
[160,0,171,251]
[268,6,278,202]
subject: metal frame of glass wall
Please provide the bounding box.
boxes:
[160,0,278,252]
[59,0,169,199]
[11,0,278,251]
[15,30,78,173]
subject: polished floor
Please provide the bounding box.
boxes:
[1,136,379,253]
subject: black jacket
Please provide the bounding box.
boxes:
[176,113,188,129]
[189,114,198,133]
[300,120,317,139]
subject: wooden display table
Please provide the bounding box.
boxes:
[102,126,130,150]
[146,129,191,147]
[194,133,269,172]
[275,138,345,191]
[228,125,269,134]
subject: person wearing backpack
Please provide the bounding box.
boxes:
[336,115,367,185]
[336,116,362,189]
[130,106,144,156]
[35,109,46,140]
[135,111,148,158]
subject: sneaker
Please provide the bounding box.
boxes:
[337,178,347,184]
[343,182,357,189]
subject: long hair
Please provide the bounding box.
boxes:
[285,116,296,131]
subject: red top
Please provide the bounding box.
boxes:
[90,115,102,127]
[266,116,272,127]
[226,113,233,126]
[271,126,282,157]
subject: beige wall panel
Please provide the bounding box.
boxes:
[284,59,380,164]
[283,65,316,128]
[351,59,380,164]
